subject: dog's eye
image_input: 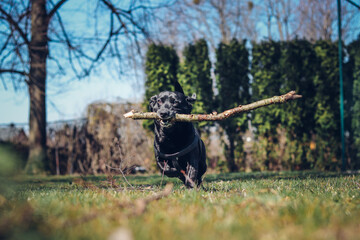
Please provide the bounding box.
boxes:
[157,99,162,104]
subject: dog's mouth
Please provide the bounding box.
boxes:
[159,119,174,128]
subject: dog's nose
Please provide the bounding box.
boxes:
[157,109,171,119]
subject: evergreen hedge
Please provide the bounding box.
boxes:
[144,38,360,171]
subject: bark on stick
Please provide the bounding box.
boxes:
[124,91,302,122]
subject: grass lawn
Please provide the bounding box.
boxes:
[0,171,359,240]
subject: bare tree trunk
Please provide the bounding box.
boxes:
[25,0,48,174]
[210,0,230,43]
[284,18,290,40]
[266,1,273,40]
[227,135,238,172]
[281,0,290,41]
[218,1,228,43]
[276,16,284,41]
[55,145,60,175]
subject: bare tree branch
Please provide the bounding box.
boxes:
[0,6,30,45]
[100,0,126,28]
[0,32,13,56]
[0,68,28,76]
[47,0,68,20]
[49,4,95,78]
[124,91,302,122]
[50,7,79,77]
[133,183,173,216]
[84,12,116,74]
[126,1,177,13]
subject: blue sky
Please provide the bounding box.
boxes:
[0,69,143,124]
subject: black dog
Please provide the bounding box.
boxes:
[149,85,207,188]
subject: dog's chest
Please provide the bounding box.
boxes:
[155,125,194,154]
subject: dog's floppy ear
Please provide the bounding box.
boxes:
[149,95,157,111]
[174,81,185,94]
[186,93,196,105]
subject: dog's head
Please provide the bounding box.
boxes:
[149,91,196,128]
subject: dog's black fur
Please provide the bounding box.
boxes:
[149,85,207,188]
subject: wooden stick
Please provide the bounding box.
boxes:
[124,91,302,122]
[133,183,173,215]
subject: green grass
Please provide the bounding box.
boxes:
[1,171,359,240]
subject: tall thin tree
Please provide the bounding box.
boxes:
[215,39,250,172]
[178,39,213,123]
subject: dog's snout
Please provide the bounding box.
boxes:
[157,109,171,119]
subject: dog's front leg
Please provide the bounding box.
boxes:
[181,157,198,188]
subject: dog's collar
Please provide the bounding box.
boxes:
[154,131,200,160]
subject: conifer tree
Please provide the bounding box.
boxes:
[280,39,317,168]
[215,39,250,172]
[348,37,360,167]
[143,44,179,131]
[313,40,340,169]
[251,40,283,169]
[178,39,213,128]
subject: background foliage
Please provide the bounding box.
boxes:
[251,40,284,170]
[143,44,179,131]
[280,39,317,169]
[178,39,214,132]
[215,39,250,172]
[144,37,360,172]
[348,37,360,169]
[178,39,214,116]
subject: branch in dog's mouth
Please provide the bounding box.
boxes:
[159,119,174,128]
[123,91,302,122]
